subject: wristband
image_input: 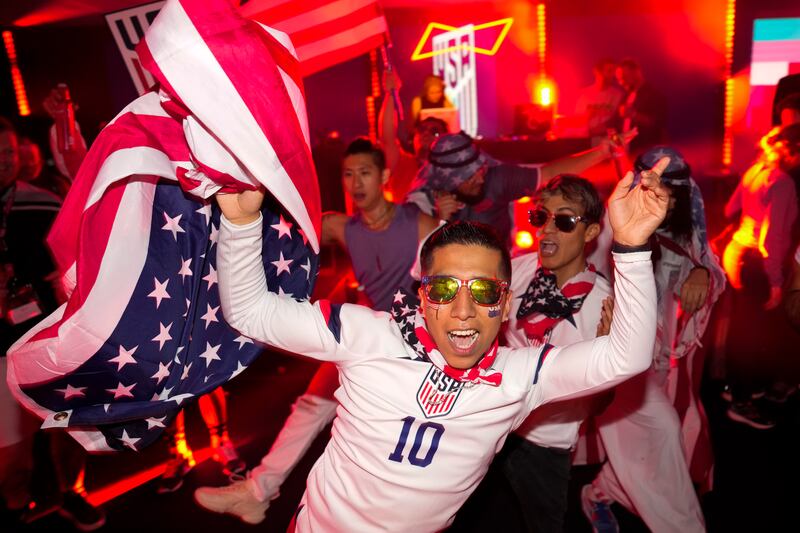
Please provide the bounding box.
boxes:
[612,241,651,253]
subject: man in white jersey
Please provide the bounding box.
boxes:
[208,159,669,531]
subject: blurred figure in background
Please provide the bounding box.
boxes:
[576,58,624,144]
[409,74,454,125]
[722,124,800,428]
[617,58,667,155]
[380,70,449,201]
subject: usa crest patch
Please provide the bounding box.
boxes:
[417,366,463,418]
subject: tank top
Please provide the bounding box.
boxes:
[344,203,420,311]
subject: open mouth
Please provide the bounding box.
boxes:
[447,329,479,353]
[539,239,559,257]
[351,192,366,202]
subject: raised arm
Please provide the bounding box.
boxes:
[538,130,634,185]
[379,70,403,172]
[216,191,387,363]
[530,158,670,407]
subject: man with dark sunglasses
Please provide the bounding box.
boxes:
[452,174,613,533]
[211,158,669,531]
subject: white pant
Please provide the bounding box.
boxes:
[247,392,338,502]
[593,369,705,533]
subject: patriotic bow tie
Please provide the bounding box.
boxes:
[390,288,502,387]
[517,264,596,342]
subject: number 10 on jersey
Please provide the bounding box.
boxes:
[388,416,445,467]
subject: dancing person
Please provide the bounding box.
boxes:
[195,137,440,521]
[576,58,624,142]
[723,125,800,426]
[581,147,721,533]
[195,156,670,530]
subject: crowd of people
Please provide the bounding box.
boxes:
[0,14,799,531]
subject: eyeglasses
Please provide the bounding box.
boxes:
[421,276,509,306]
[528,209,588,233]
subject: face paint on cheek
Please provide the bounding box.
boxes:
[487,305,501,318]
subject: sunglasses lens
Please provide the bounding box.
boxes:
[426,277,459,303]
[528,209,548,227]
[469,279,504,305]
[554,214,578,232]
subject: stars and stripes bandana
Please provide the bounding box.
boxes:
[517,264,596,343]
[390,289,502,386]
[5,0,320,452]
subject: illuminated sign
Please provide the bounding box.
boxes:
[411,19,513,61]
[433,25,478,136]
[105,1,165,96]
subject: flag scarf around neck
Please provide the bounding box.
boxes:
[390,289,502,386]
[6,0,320,453]
[517,262,597,343]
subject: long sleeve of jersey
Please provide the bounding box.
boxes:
[217,214,403,364]
[527,251,655,410]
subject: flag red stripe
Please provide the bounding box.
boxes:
[288,5,382,48]
[136,38,182,107]
[179,0,321,241]
[242,0,339,24]
[32,182,130,342]
[47,112,188,272]
[300,33,385,76]
[250,22,305,99]
[561,281,594,298]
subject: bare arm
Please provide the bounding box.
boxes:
[379,71,403,172]
[539,130,633,185]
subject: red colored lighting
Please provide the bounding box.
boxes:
[2,31,30,116]
[722,0,736,167]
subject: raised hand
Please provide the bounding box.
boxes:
[608,157,670,246]
[216,188,265,226]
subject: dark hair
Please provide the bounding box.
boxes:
[618,58,640,71]
[533,174,604,224]
[776,122,800,151]
[777,93,800,115]
[593,57,616,72]
[344,137,386,170]
[660,184,693,241]
[420,221,511,280]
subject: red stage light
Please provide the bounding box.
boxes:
[722,0,736,167]
[2,31,31,117]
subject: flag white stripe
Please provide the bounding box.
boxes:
[295,17,387,62]
[9,180,156,386]
[272,0,378,34]
[149,0,319,252]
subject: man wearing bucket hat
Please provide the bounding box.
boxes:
[406,130,630,246]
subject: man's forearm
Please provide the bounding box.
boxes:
[540,145,609,184]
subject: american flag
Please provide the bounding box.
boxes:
[241,0,389,76]
[6,0,320,452]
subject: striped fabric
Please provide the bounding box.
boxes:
[6,0,321,452]
[241,0,389,76]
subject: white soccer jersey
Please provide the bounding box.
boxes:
[505,253,612,450]
[218,216,655,532]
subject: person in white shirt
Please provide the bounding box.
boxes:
[199,158,669,531]
[452,174,612,533]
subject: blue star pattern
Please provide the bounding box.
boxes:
[23,182,319,451]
